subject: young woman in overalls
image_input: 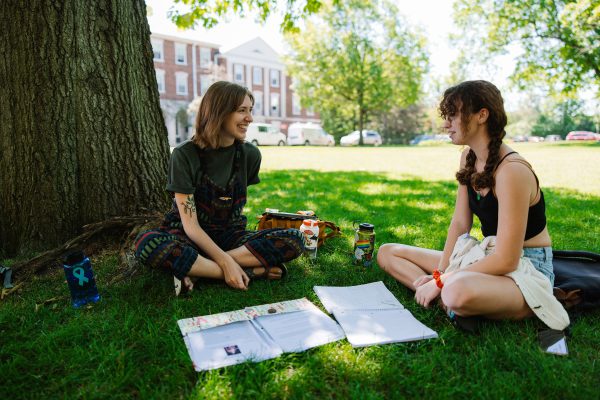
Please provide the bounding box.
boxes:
[377,80,554,327]
[135,81,304,293]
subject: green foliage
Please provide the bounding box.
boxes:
[453,0,600,95]
[169,0,334,32]
[2,157,600,398]
[284,0,428,141]
[316,106,356,142]
[379,104,428,144]
[531,99,597,137]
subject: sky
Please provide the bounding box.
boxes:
[145,0,518,106]
[147,0,458,74]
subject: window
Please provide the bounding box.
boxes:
[253,67,263,85]
[290,77,299,90]
[155,69,165,93]
[151,39,164,61]
[200,47,211,67]
[270,93,280,117]
[292,93,301,115]
[306,107,315,116]
[253,91,263,116]
[270,69,280,87]
[200,76,211,96]
[175,72,188,95]
[234,64,244,83]
[175,43,187,64]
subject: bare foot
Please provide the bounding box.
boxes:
[183,276,198,292]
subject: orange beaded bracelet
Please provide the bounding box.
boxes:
[432,269,444,289]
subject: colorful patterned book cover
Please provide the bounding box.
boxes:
[178,298,314,335]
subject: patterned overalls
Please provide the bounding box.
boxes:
[135,143,304,280]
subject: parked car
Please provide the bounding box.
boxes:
[340,130,382,146]
[409,134,451,145]
[410,134,432,145]
[287,123,334,146]
[527,135,544,142]
[511,135,527,142]
[245,123,287,146]
[566,131,600,141]
[545,134,562,142]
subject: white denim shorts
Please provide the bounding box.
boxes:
[523,246,554,286]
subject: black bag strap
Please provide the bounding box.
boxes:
[553,250,600,262]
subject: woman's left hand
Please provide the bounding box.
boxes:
[413,274,433,288]
[414,279,441,308]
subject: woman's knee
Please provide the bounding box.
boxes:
[441,273,477,314]
[376,244,392,269]
[134,230,162,260]
[251,228,305,263]
[376,243,407,269]
[278,229,305,259]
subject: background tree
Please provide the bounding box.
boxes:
[453,0,600,95]
[531,99,596,137]
[379,104,427,145]
[284,0,428,143]
[169,0,331,32]
[1,0,323,257]
[318,107,356,143]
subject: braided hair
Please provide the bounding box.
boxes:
[439,80,508,191]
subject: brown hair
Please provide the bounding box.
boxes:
[439,80,508,190]
[192,81,254,149]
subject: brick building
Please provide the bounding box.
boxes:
[151,33,319,146]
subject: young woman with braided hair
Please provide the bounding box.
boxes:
[377,80,554,325]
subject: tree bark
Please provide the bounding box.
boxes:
[0,0,170,256]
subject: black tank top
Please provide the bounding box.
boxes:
[467,152,547,240]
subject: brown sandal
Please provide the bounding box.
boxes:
[243,264,288,280]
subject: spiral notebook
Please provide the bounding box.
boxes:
[314,281,438,347]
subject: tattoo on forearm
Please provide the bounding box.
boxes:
[181,195,196,217]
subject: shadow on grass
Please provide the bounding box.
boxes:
[249,170,458,247]
[1,170,599,399]
[250,170,600,251]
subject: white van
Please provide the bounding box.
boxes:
[245,123,287,146]
[287,122,335,146]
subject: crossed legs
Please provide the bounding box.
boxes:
[184,246,283,290]
[377,243,533,320]
[377,243,441,290]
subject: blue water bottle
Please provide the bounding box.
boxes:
[63,250,101,308]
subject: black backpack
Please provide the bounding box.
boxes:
[553,250,600,310]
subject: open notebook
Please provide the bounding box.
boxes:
[314,281,438,347]
[177,298,345,371]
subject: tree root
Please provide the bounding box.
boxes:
[10,213,162,283]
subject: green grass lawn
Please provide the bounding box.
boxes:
[260,141,600,195]
[2,145,599,399]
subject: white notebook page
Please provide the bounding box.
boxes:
[255,305,346,353]
[184,320,282,371]
[314,281,404,313]
[334,308,438,348]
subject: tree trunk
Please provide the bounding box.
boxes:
[0,0,170,257]
[358,107,365,146]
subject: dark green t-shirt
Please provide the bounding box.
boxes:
[166,140,261,194]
